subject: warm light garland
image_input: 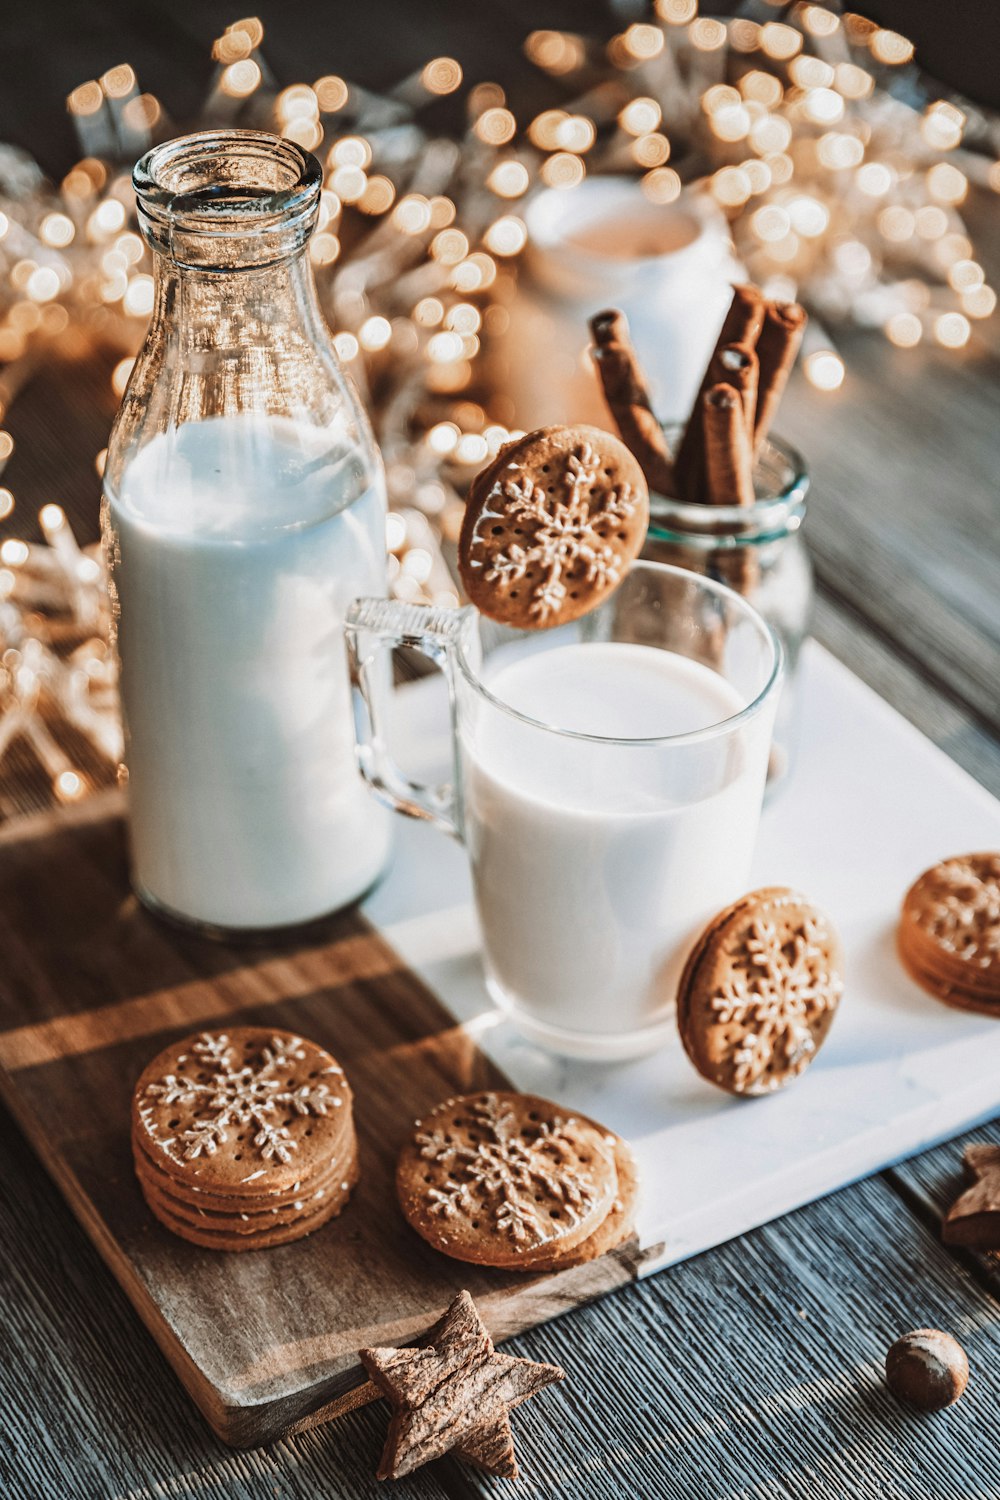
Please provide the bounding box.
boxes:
[0,5,998,801]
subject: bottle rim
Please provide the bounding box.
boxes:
[133,130,322,265]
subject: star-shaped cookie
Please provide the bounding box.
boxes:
[360,1290,564,1480]
[943,1142,1000,1250]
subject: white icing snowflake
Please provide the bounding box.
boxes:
[709,916,842,1092]
[143,1032,341,1163]
[416,1093,602,1244]
[920,858,1000,967]
[472,445,638,621]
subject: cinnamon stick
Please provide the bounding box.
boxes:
[703,384,755,508]
[590,308,629,345]
[589,309,674,495]
[703,383,759,595]
[711,343,759,438]
[717,283,768,350]
[674,284,766,502]
[753,301,807,455]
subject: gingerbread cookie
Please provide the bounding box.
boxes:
[397,1091,619,1270]
[361,1290,564,1480]
[677,888,843,1096]
[133,1028,351,1192]
[132,1028,358,1250]
[521,1130,639,1273]
[898,853,1000,1015]
[458,425,649,628]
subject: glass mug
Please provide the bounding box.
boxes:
[346,562,782,1061]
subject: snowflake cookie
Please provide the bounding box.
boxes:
[133,1026,354,1197]
[396,1091,621,1269]
[898,853,1000,1014]
[677,887,844,1096]
[458,425,649,629]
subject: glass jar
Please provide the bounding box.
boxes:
[102,130,391,935]
[642,428,811,790]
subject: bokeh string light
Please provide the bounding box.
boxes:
[0,6,998,803]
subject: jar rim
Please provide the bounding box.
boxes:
[648,426,809,544]
[133,130,322,249]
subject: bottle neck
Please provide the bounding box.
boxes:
[147,244,328,348]
[106,130,376,490]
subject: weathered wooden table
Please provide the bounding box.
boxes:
[2,202,999,1499]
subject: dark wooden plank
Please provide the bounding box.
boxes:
[457,1168,1000,1500]
[892,1119,1000,1223]
[0,797,642,1451]
[785,186,1000,744]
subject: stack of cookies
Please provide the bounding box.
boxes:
[132,1026,358,1251]
[397,1091,637,1272]
[899,853,1000,1015]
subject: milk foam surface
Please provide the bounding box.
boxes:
[463,642,768,1044]
[106,414,391,929]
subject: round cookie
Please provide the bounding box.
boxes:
[136,1158,350,1233]
[677,887,843,1096]
[458,425,649,629]
[520,1131,639,1273]
[133,1028,352,1195]
[897,939,1000,1014]
[898,854,1000,1014]
[397,1091,618,1269]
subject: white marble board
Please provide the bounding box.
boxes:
[364,642,1000,1276]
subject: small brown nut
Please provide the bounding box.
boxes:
[885,1329,969,1411]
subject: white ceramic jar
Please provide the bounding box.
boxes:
[495,176,739,430]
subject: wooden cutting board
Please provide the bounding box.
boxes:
[0,794,648,1447]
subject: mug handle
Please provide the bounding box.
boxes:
[345,597,473,840]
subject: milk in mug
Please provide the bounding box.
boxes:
[104,413,392,931]
[463,640,770,1050]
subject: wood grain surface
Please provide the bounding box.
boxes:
[0,198,998,1500]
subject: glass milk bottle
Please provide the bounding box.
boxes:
[102,131,391,934]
